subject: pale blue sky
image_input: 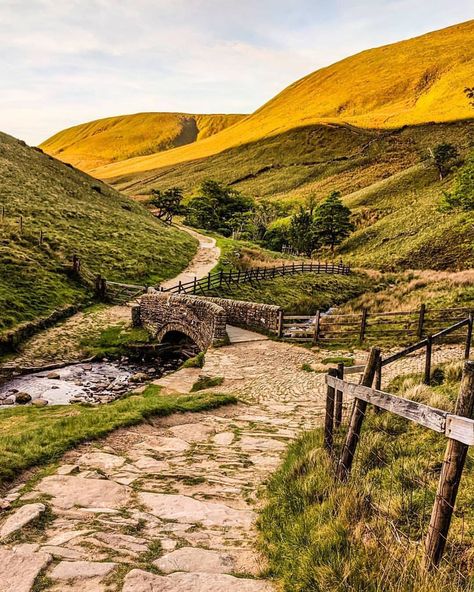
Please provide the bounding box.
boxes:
[1,0,472,144]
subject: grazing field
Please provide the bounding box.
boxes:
[0,132,197,332]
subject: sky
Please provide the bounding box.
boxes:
[1,0,472,145]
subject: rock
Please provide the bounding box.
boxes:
[46,529,92,546]
[34,475,131,510]
[139,436,190,453]
[133,456,168,473]
[154,547,254,575]
[0,549,51,592]
[122,570,273,592]
[139,492,254,527]
[31,398,48,407]
[50,560,116,580]
[56,464,79,476]
[146,368,156,374]
[130,372,148,383]
[40,545,84,560]
[1,397,15,406]
[0,503,46,539]
[169,423,213,443]
[213,431,235,446]
[77,452,126,472]
[47,371,61,379]
[15,392,32,405]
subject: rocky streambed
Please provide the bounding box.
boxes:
[0,352,191,407]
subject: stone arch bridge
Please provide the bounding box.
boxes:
[132,293,282,350]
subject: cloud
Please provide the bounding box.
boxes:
[0,0,471,144]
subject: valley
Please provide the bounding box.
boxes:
[0,13,473,592]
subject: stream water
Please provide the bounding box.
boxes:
[0,350,193,407]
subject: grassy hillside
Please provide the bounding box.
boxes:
[0,132,197,332]
[40,112,244,172]
[93,20,474,180]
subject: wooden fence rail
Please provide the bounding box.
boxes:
[324,355,474,569]
[282,305,473,347]
[159,261,350,295]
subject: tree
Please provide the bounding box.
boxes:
[440,154,474,211]
[288,207,319,257]
[313,191,354,253]
[149,187,183,224]
[464,87,474,108]
[184,180,255,234]
[430,144,459,180]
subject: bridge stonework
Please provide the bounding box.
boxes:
[133,293,282,350]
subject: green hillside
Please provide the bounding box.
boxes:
[40,112,245,172]
[92,20,474,180]
[0,132,197,332]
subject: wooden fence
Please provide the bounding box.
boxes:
[282,304,473,346]
[323,337,474,569]
[326,357,474,569]
[159,261,350,295]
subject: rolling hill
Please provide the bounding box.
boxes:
[40,112,245,172]
[88,19,474,182]
[0,132,197,332]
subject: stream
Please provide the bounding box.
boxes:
[0,349,195,407]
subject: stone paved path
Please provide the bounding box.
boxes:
[0,335,465,591]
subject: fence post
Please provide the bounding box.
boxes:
[336,347,380,481]
[417,303,426,339]
[425,361,474,568]
[334,362,344,428]
[282,263,286,275]
[277,309,284,338]
[424,335,433,385]
[292,262,295,273]
[219,270,223,287]
[237,270,241,284]
[72,254,80,275]
[207,273,211,290]
[324,368,338,454]
[359,308,368,342]
[193,277,197,294]
[39,230,43,245]
[465,313,473,360]
[312,310,321,345]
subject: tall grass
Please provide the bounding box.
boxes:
[259,366,474,591]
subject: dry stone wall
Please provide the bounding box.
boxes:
[203,297,282,334]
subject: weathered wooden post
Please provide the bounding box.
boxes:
[359,308,368,342]
[465,312,473,360]
[417,303,426,339]
[39,229,43,245]
[178,280,183,294]
[193,277,197,294]
[282,262,285,275]
[237,270,241,284]
[277,309,284,338]
[312,310,321,345]
[336,347,380,481]
[207,273,211,290]
[425,361,474,567]
[219,270,223,287]
[324,368,338,453]
[334,362,344,428]
[424,335,433,385]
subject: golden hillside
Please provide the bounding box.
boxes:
[93,20,474,180]
[40,112,244,171]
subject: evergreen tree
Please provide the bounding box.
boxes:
[313,191,353,252]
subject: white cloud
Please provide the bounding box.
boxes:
[0,0,471,144]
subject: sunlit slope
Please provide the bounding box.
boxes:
[0,132,197,331]
[40,112,244,171]
[94,20,474,179]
